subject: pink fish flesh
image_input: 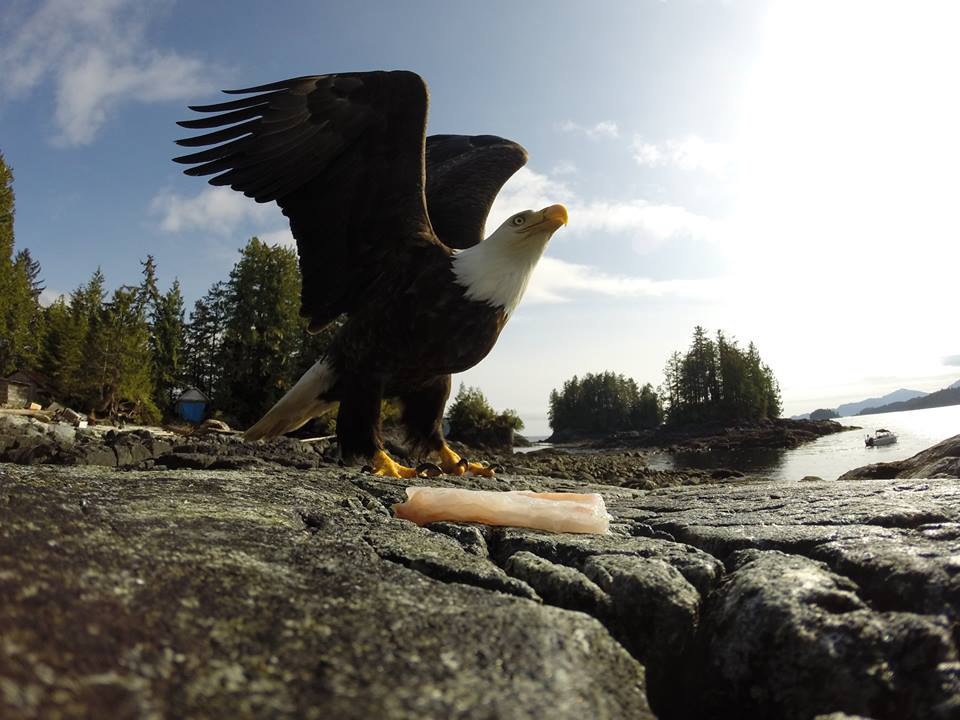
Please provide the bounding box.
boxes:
[392,487,611,534]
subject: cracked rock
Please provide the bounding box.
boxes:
[0,464,651,720]
[3,455,960,719]
[687,549,959,720]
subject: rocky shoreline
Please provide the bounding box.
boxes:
[549,417,853,453]
[2,412,960,718]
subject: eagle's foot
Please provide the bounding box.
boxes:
[439,445,496,477]
[366,450,422,479]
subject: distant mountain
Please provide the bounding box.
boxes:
[836,388,928,417]
[950,378,960,390]
[858,386,960,415]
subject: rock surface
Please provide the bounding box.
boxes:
[3,459,960,719]
[0,414,339,471]
[0,465,650,720]
[840,433,960,480]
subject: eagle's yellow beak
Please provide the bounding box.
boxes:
[541,204,568,229]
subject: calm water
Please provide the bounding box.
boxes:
[649,404,960,481]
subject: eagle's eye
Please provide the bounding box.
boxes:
[511,216,526,227]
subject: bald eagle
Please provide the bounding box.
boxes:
[175,71,566,478]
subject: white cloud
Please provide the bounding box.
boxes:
[551,160,578,176]
[631,141,663,166]
[487,167,718,251]
[575,200,717,252]
[632,134,733,175]
[558,120,620,140]
[0,0,215,146]
[38,288,66,307]
[526,257,725,304]
[151,187,277,235]
[481,166,724,303]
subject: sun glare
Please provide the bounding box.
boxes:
[725,1,960,396]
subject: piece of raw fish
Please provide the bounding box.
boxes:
[392,487,611,534]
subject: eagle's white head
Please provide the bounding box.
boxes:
[452,204,568,317]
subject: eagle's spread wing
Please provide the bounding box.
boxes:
[174,71,443,332]
[425,135,528,249]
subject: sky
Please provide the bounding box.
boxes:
[1,0,958,436]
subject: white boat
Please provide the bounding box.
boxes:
[865,429,897,447]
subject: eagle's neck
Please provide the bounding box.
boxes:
[451,230,549,317]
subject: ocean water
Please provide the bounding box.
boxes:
[649,404,960,481]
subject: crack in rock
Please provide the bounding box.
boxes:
[682,549,960,720]
[362,526,539,601]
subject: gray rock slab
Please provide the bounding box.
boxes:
[0,465,650,720]
[693,549,958,719]
[3,461,960,719]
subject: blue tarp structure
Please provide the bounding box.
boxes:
[175,387,208,423]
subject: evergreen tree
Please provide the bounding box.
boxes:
[184,281,228,399]
[16,248,44,299]
[71,269,107,407]
[138,255,160,312]
[0,152,43,375]
[659,351,684,422]
[151,280,186,412]
[39,297,79,400]
[446,384,523,446]
[215,238,304,426]
[3,249,43,372]
[0,151,13,324]
[661,327,781,425]
[136,256,186,413]
[86,285,157,422]
[633,382,662,429]
[548,371,660,434]
[36,269,104,407]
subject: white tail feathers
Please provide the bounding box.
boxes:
[243,359,337,442]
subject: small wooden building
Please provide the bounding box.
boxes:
[0,378,31,409]
[3,369,55,407]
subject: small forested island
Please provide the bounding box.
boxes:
[810,408,840,420]
[541,326,841,452]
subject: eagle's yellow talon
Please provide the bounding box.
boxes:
[439,445,496,477]
[370,450,421,479]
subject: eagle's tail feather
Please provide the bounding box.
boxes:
[243,359,337,442]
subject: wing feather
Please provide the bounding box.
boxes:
[188,91,288,113]
[175,71,447,330]
[425,135,528,249]
[174,118,262,147]
[176,104,271,129]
